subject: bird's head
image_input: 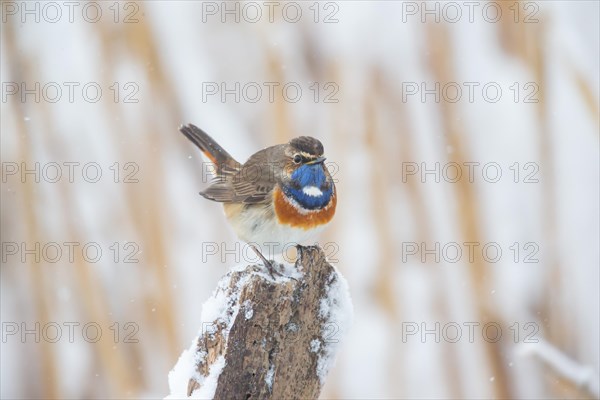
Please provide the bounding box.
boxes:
[279,136,334,210]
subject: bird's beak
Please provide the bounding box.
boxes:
[308,156,326,165]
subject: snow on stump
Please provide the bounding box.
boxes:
[167,245,353,400]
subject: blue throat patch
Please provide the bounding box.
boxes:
[282,164,333,210]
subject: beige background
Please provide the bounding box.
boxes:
[1,1,599,398]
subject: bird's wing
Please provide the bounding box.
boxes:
[200,179,274,204]
[201,147,281,204]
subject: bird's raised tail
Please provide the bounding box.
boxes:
[179,124,240,174]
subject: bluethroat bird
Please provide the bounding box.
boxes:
[179,124,337,277]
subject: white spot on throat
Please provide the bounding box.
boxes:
[302,186,323,197]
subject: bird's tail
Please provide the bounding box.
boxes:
[179,124,240,174]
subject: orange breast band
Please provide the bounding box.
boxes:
[273,186,337,230]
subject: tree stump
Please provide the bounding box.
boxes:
[166,245,353,400]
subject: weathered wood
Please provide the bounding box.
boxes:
[172,245,351,400]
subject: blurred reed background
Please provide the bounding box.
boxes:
[1,1,598,399]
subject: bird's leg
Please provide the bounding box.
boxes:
[250,244,280,279]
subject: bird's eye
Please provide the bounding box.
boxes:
[293,154,302,164]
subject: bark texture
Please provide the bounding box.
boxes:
[185,245,346,400]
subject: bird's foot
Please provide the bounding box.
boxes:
[250,245,283,280]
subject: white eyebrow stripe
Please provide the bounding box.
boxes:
[302,186,323,197]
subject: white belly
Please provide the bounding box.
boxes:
[223,202,328,259]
